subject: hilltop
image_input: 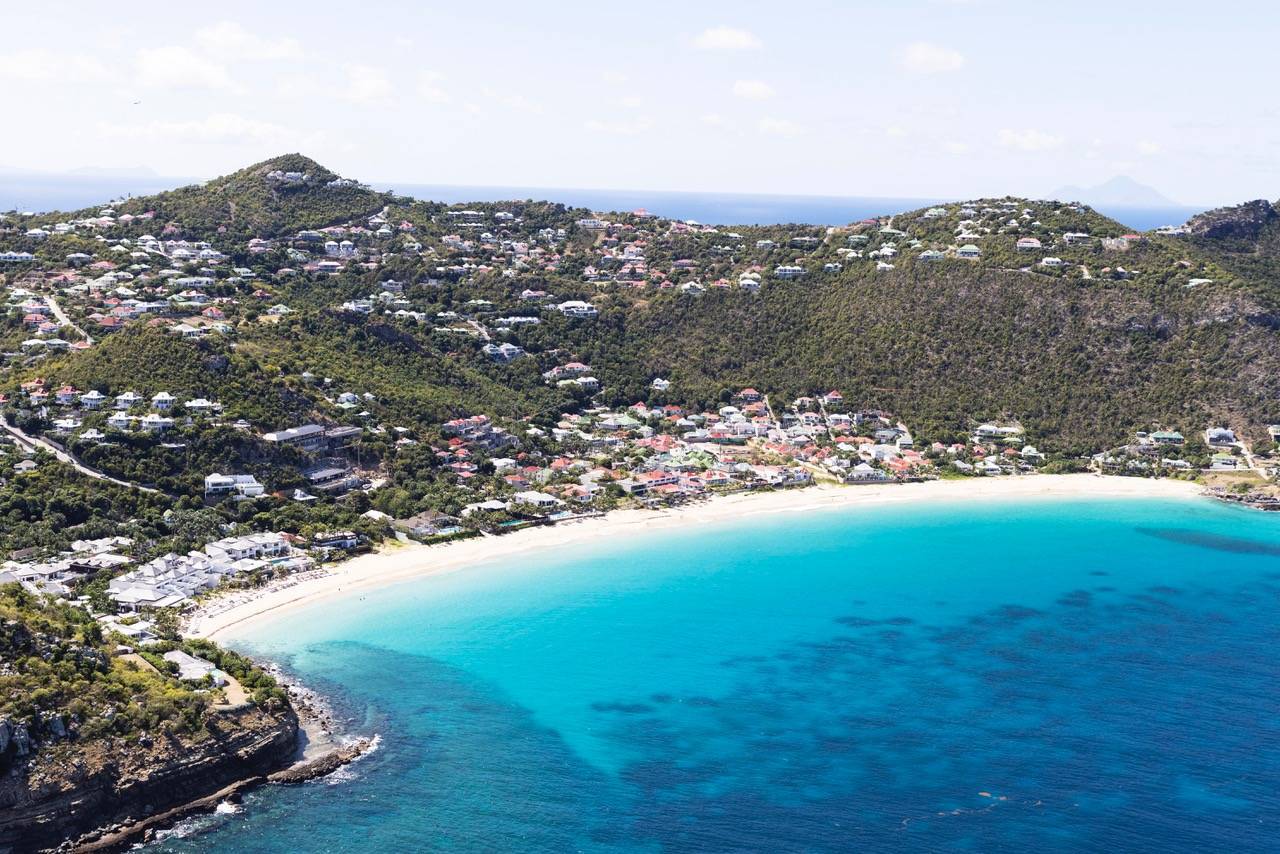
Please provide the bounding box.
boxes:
[60,154,391,241]
[1181,199,1280,293]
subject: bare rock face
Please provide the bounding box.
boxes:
[0,706,297,853]
[1187,199,1278,241]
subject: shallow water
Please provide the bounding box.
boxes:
[142,497,1280,852]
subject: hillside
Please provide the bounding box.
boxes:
[1,154,1278,560]
[59,154,390,241]
[1182,200,1280,286]
[593,262,1276,454]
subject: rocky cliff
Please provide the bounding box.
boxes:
[1187,199,1278,241]
[0,705,297,853]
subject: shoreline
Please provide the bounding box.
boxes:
[185,474,1202,644]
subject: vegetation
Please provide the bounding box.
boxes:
[0,584,281,763]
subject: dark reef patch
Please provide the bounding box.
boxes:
[1136,527,1280,556]
[592,702,655,715]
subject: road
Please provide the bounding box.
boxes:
[763,394,780,430]
[1,415,161,494]
[45,294,94,345]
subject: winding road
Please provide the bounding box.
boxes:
[1,415,160,494]
[46,294,94,345]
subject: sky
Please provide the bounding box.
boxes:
[1,0,1277,206]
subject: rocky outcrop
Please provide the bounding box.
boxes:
[1187,199,1278,241]
[0,706,297,854]
[267,738,373,785]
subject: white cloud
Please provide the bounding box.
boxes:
[732,79,775,100]
[885,125,907,138]
[898,41,966,74]
[943,140,971,155]
[0,49,113,84]
[339,63,392,103]
[1137,140,1162,156]
[700,113,727,128]
[274,73,316,98]
[998,128,1063,152]
[758,117,804,137]
[481,87,543,114]
[417,71,449,104]
[135,46,235,91]
[97,112,293,144]
[195,21,303,61]
[584,116,654,136]
[693,26,762,51]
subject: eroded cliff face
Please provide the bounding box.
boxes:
[0,705,297,853]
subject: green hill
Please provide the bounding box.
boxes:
[4,155,1280,506]
[64,154,390,240]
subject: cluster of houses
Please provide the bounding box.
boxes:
[105,532,311,611]
[0,176,1272,627]
[0,536,135,600]
[0,532,317,612]
[1092,425,1257,475]
[7,380,219,438]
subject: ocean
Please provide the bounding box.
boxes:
[0,173,1199,231]
[140,495,1280,852]
[381,184,1201,232]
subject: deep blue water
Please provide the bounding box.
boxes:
[0,173,1198,230]
[141,495,1280,852]
[381,183,1200,232]
[0,173,185,213]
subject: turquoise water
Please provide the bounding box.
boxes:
[145,496,1280,852]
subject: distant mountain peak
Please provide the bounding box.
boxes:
[1050,176,1179,208]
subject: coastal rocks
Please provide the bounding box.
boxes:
[50,738,372,854]
[0,706,298,853]
[267,738,373,784]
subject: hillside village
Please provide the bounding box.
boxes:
[0,154,1278,625]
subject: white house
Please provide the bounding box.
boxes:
[205,473,265,498]
[508,490,564,509]
[557,300,599,318]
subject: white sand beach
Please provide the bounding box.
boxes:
[186,474,1202,643]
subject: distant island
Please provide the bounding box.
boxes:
[1050,175,1182,209]
[1,154,1279,848]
